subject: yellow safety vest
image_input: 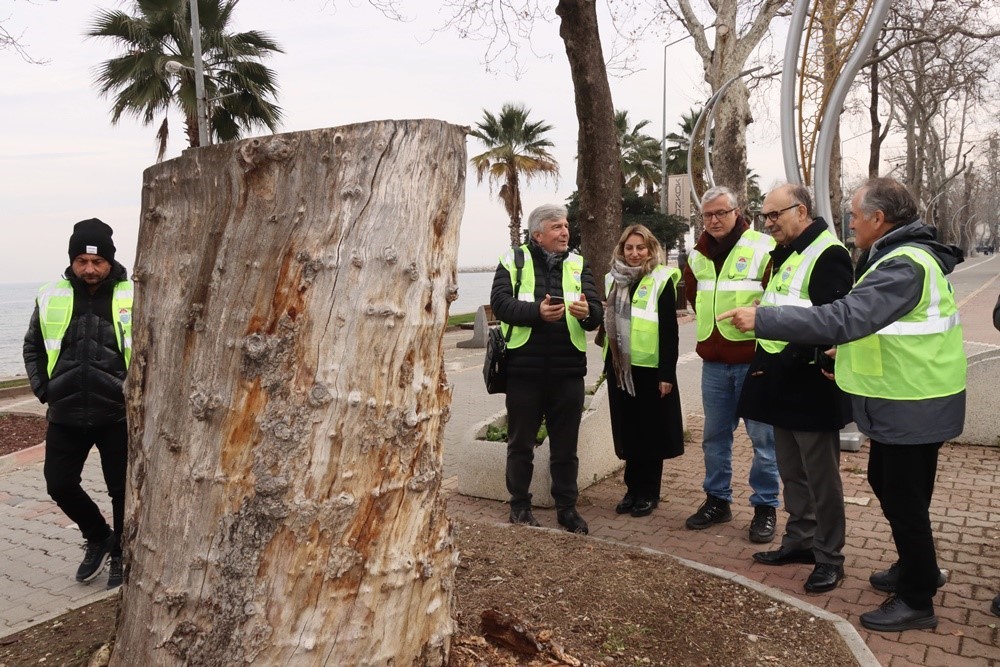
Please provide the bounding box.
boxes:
[603,265,680,367]
[688,229,773,342]
[37,279,133,377]
[757,229,844,354]
[835,246,965,400]
[498,245,587,352]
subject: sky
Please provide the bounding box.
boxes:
[2,0,887,283]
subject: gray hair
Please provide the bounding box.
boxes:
[527,203,568,236]
[700,186,738,209]
[770,182,813,217]
[859,177,918,226]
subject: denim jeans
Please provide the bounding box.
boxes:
[700,361,779,507]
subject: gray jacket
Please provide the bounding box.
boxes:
[754,220,965,445]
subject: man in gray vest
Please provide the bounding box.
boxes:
[23,219,132,590]
[737,184,853,594]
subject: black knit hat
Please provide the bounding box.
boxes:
[68,218,116,263]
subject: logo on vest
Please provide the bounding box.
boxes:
[735,256,748,273]
[119,309,131,325]
[637,285,649,299]
[781,265,793,282]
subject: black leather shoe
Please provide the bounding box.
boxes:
[685,495,732,530]
[752,546,816,566]
[615,493,636,515]
[804,563,844,593]
[557,508,589,535]
[991,593,1000,618]
[869,561,947,593]
[860,596,938,632]
[509,508,540,527]
[629,498,657,518]
[749,505,777,544]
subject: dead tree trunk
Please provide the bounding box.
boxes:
[112,120,465,666]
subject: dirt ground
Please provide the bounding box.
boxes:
[0,413,47,457]
[0,415,858,666]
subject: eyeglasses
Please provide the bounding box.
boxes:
[701,207,736,222]
[754,203,801,225]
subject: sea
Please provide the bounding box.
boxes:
[0,272,496,380]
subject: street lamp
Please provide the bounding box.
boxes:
[163,1,209,146]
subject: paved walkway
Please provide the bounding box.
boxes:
[2,286,998,666]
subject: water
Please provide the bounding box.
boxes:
[0,282,43,379]
[0,273,494,379]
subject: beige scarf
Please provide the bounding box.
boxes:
[604,260,646,396]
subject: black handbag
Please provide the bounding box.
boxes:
[483,247,524,394]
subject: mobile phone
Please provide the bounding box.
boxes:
[547,295,564,301]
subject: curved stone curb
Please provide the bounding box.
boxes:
[0,441,44,474]
[670,555,880,667]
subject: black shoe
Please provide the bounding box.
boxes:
[991,593,1000,617]
[615,493,636,515]
[869,561,947,593]
[629,498,657,518]
[685,495,732,530]
[752,546,816,566]
[804,563,844,593]
[76,535,114,583]
[749,505,777,543]
[860,596,938,632]
[107,555,123,590]
[557,508,589,535]
[509,508,540,527]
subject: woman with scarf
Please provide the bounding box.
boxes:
[604,224,685,517]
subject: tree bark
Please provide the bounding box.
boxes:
[556,0,622,293]
[112,120,465,665]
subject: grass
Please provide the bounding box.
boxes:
[447,312,476,327]
[0,378,29,390]
[484,421,548,444]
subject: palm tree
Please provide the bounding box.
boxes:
[470,103,559,247]
[614,109,661,199]
[88,0,283,161]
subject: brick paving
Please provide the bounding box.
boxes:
[1,274,998,665]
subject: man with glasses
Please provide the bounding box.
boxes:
[737,184,854,594]
[719,177,966,632]
[681,186,780,543]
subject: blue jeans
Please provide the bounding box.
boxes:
[700,361,779,507]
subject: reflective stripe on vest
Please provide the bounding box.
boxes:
[757,229,843,354]
[689,229,774,342]
[37,279,134,376]
[498,245,587,352]
[835,246,965,400]
[603,265,680,368]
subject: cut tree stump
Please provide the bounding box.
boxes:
[112,120,466,666]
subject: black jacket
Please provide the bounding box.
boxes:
[738,220,854,431]
[490,242,603,378]
[23,262,130,427]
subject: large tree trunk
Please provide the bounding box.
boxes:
[557,0,622,293]
[112,120,465,665]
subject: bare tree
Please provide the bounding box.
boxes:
[660,0,788,201]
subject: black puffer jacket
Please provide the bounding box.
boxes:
[23,262,130,426]
[490,241,602,378]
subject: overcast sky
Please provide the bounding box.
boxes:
[3,0,890,284]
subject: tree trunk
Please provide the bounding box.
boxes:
[557,0,622,294]
[710,78,751,202]
[868,50,882,178]
[112,120,465,665]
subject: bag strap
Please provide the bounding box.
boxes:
[504,246,525,343]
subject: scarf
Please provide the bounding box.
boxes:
[604,259,646,396]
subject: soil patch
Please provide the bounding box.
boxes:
[0,413,46,457]
[0,519,857,666]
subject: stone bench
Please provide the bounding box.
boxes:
[455,383,625,507]
[456,304,496,349]
[956,349,1000,446]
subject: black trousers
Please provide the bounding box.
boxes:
[868,439,942,610]
[44,421,127,556]
[505,375,584,510]
[623,458,664,501]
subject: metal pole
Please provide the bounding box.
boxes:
[660,44,668,216]
[190,0,209,147]
[780,0,811,185]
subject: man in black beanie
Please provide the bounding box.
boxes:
[23,218,132,589]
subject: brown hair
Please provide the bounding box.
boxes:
[612,224,663,274]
